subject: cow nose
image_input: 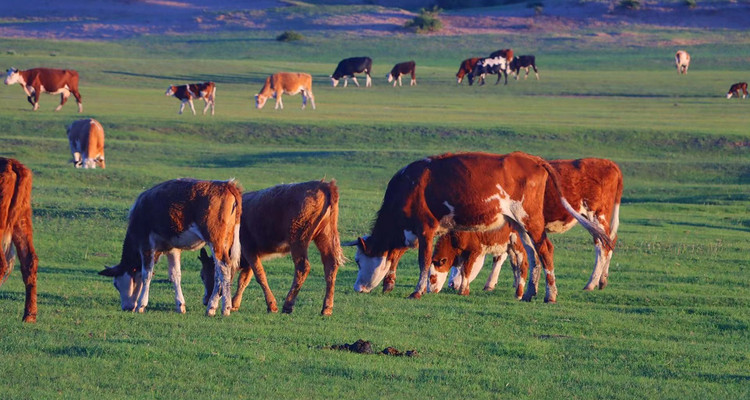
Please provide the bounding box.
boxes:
[354,284,371,293]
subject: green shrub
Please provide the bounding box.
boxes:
[405,7,443,34]
[684,0,697,9]
[619,0,641,10]
[276,30,304,42]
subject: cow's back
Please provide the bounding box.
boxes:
[28,68,79,90]
[273,72,312,91]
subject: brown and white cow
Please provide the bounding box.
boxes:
[4,67,83,112]
[456,57,480,85]
[99,179,242,316]
[347,152,612,302]
[0,158,38,322]
[165,81,216,115]
[726,82,748,99]
[66,118,105,169]
[429,225,529,298]
[255,72,315,110]
[386,61,416,87]
[675,50,691,74]
[198,180,344,316]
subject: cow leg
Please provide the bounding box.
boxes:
[13,219,38,323]
[275,94,284,110]
[247,254,278,313]
[0,233,15,286]
[484,253,507,291]
[411,71,417,86]
[301,92,307,109]
[517,226,543,302]
[351,77,360,87]
[135,250,157,313]
[508,237,528,299]
[165,250,186,313]
[55,92,69,111]
[71,89,83,113]
[458,253,485,296]
[282,245,311,314]
[229,256,253,311]
[410,233,435,299]
[536,237,557,303]
[316,236,341,316]
[343,77,349,88]
[307,89,316,110]
[383,247,406,293]
[178,101,187,114]
[397,75,402,87]
[188,99,197,115]
[366,74,372,87]
[202,99,210,115]
[32,89,40,111]
[207,244,234,316]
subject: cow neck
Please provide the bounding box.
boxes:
[116,230,141,275]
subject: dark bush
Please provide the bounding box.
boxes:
[276,31,304,42]
[405,7,443,33]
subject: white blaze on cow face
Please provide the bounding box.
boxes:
[427,264,449,293]
[353,240,390,293]
[4,68,20,85]
[254,94,268,109]
[109,270,142,311]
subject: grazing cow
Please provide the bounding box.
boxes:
[164,81,216,115]
[4,67,83,112]
[386,61,416,87]
[429,225,529,298]
[0,158,38,322]
[346,152,612,302]
[255,72,315,110]
[198,180,344,316]
[66,118,105,169]
[470,56,510,86]
[330,56,372,88]
[456,57,481,85]
[726,82,748,99]
[509,55,539,80]
[99,179,242,316]
[675,50,690,74]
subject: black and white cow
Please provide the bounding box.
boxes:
[386,61,416,87]
[330,57,372,88]
[470,56,509,86]
[510,55,539,80]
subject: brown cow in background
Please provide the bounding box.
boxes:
[4,67,83,112]
[67,118,105,169]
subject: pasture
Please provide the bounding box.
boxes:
[0,16,749,399]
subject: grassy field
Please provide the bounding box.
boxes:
[0,15,748,399]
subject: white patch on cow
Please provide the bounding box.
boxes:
[427,264,448,293]
[4,69,21,85]
[353,247,389,293]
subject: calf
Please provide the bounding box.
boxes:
[470,56,509,86]
[99,179,242,316]
[331,56,372,88]
[165,81,216,115]
[726,82,748,99]
[386,61,416,87]
[198,180,344,315]
[675,50,690,74]
[510,55,539,80]
[0,158,38,322]
[456,57,480,85]
[4,67,83,112]
[66,118,105,169]
[255,72,315,110]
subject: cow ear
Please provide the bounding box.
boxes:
[357,237,367,252]
[341,239,360,247]
[99,265,120,277]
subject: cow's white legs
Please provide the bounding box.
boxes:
[457,254,486,295]
[484,253,507,291]
[166,250,186,313]
[275,94,284,110]
[202,99,211,115]
[188,99,197,115]
[397,76,402,87]
[343,77,349,87]
[178,101,187,114]
[351,77,359,87]
[520,230,542,301]
[308,90,316,110]
[410,78,416,86]
[365,75,372,87]
[135,251,156,312]
[206,250,233,316]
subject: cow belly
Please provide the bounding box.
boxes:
[153,224,207,251]
[284,86,305,96]
[40,84,71,95]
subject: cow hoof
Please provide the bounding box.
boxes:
[544,298,557,304]
[281,306,294,314]
[483,285,495,291]
[206,308,217,317]
[267,303,279,313]
[599,281,609,290]
[136,307,146,313]
[408,291,422,300]
[22,314,37,323]
[176,304,186,314]
[222,308,231,316]
[582,285,596,291]
[321,308,333,316]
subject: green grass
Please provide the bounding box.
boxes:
[0,12,749,400]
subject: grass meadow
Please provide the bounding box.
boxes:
[0,18,749,399]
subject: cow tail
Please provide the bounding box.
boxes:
[609,165,624,246]
[537,159,614,250]
[226,180,243,271]
[323,180,346,267]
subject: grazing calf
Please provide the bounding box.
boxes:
[429,225,529,298]
[99,179,242,316]
[386,61,416,87]
[165,81,216,115]
[4,67,83,112]
[0,158,38,322]
[675,50,690,74]
[470,56,510,85]
[510,55,539,80]
[346,152,612,303]
[255,72,315,110]
[726,82,748,99]
[331,56,372,88]
[66,118,105,169]
[456,57,480,85]
[199,180,344,315]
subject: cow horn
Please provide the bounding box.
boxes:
[342,239,359,247]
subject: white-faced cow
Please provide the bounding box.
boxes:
[4,67,83,112]
[675,50,691,75]
[429,225,529,298]
[386,61,416,87]
[0,158,38,322]
[255,72,315,110]
[99,179,242,316]
[456,57,481,85]
[198,180,344,316]
[470,56,510,86]
[66,118,105,169]
[510,55,539,80]
[346,152,612,302]
[165,81,216,115]
[726,82,748,99]
[330,57,372,88]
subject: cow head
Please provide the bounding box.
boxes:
[330,76,340,87]
[386,73,394,83]
[98,264,142,311]
[4,68,20,85]
[164,86,176,96]
[254,93,268,109]
[344,236,390,293]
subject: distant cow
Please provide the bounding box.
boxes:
[456,57,480,85]
[726,82,748,99]
[510,55,539,80]
[199,180,344,316]
[0,158,38,322]
[4,67,83,112]
[66,118,105,169]
[255,72,315,110]
[99,179,242,316]
[346,152,612,302]
[386,61,416,87]
[165,81,216,115]
[470,56,510,86]
[331,57,372,88]
[675,50,690,74]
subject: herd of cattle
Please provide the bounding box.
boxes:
[0,48,745,322]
